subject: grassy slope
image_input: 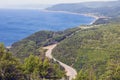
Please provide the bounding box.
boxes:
[52,23,120,77]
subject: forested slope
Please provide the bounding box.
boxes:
[52,23,120,79]
[47,1,120,17]
[47,0,120,24]
[0,44,66,80]
[11,28,81,59]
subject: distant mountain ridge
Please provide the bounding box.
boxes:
[48,1,120,9]
[47,0,120,24]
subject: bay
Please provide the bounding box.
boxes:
[0,9,95,46]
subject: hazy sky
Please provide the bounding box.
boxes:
[0,0,117,8]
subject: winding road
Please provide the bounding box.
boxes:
[43,26,97,80]
[43,44,77,80]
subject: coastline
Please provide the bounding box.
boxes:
[4,9,103,47]
[42,9,104,25]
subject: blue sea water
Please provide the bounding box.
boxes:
[0,9,95,46]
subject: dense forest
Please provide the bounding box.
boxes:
[52,23,120,80]
[9,23,120,80]
[0,44,66,80]
[10,27,81,59]
[1,1,120,80]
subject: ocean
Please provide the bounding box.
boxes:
[0,9,95,46]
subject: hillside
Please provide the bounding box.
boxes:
[47,1,120,17]
[52,23,120,79]
[47,1,120,24]
[10,27,81,59]
[0,43,66,80]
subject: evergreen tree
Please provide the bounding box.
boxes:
[74,66,96,80]
[99,60,120,80]
[0,44,24,80]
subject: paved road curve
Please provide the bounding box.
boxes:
[43,44,77,80]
